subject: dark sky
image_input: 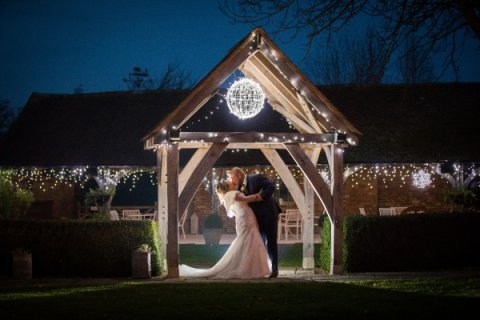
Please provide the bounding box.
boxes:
[1,0,479,111]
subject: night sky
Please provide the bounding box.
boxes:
[1,0,479,111]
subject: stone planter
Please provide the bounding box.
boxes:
[131,251,151,279]
[203,228,223,245]
[12,250,32,280]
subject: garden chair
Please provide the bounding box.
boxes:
[379,207,394,216]
[122,209,142,220]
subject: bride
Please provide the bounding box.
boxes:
[179,179,271,279]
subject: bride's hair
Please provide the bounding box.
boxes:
[216,179,229,195]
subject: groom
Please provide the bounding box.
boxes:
[230,167,281,278]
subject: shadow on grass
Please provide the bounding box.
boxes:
[1,279,479,319]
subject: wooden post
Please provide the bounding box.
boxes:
[157,146,168,272]
[166,143,179,278]
[302,148,320,270]
[302,181,315,269]
[330,145,344,275]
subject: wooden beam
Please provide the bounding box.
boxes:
[143,32,259,142]
[330,144,345,275]
[296,92,329,133]
[257,36,361,142]
[284,144,333,219]
[179,147,210,194]
[177,142,332,150]
[156,146,168,272]
[302,148,321,269]
[173,131,336,144]
[166,143,179,278]
[268,101,317,134]
[247,53,332,133]
[242,58,306,122]
[260,148,306,214]
[242,57,312,127]
[303,181,315,269]
[178,143,228,215]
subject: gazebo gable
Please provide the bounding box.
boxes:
[143,27,360,149]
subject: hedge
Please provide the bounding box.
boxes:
[319,211,480,273]
[0,219,162,277]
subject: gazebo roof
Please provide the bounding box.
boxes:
[143,28,361,148]
[0,82,479,167]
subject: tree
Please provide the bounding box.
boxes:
[0,99,15,136]
[397,34,438,84]
[221,0,480,80]
[156,63,196,89]
[0,171,34,219]
[307,27,391,84]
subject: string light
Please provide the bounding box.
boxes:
[1,167,157,192]
[3,163,478,195]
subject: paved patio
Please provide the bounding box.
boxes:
[178,233,322,245]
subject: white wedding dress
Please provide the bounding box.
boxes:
[179,190,271,279]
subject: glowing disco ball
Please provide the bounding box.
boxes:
[226,78,265,119]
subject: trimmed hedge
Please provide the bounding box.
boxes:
[0,219,162,277]
[318,215,331,272]
[319,212,480,273]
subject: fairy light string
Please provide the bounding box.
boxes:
[2,163,478,193]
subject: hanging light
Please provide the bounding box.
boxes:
[226,78,265,119]
[412,169,432,189]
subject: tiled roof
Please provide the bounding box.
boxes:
[322,83,480,163]
[1,82,478,167]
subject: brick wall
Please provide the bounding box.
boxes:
[27,181,77,219]
[344,168,451,215]
[26,165,455,228]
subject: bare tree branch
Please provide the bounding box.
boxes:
[307,27,391,84]
[156,63,196,90]
[221,0,480,78]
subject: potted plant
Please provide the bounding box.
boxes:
[131,244,152,279]
[444,187,476,212]
[203,212,224,245]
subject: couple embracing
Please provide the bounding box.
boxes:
[179,167,281,279]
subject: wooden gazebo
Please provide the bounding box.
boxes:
[143,28,361,277]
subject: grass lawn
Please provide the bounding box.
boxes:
[2,244,479,319]
[1,276,479,319]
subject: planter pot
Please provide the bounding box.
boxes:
[13,251,32,280]
[203,228,223,245]
[131,251,151,279]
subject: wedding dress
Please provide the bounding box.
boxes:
[179,190,271,279]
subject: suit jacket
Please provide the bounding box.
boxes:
[245,174,281,228]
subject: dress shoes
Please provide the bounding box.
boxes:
[269,271,278,278]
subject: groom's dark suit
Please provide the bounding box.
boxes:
[243,174,282,276]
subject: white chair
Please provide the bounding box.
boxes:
[391,207,408,215]
[379,207,394,216]
[109,210,119,221]
[122,209,141,220]
[401,206,428,214]
[178,210,188,240]
[283,209,303,240]
[359,208,366,215]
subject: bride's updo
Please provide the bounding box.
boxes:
[216,180,229,195]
